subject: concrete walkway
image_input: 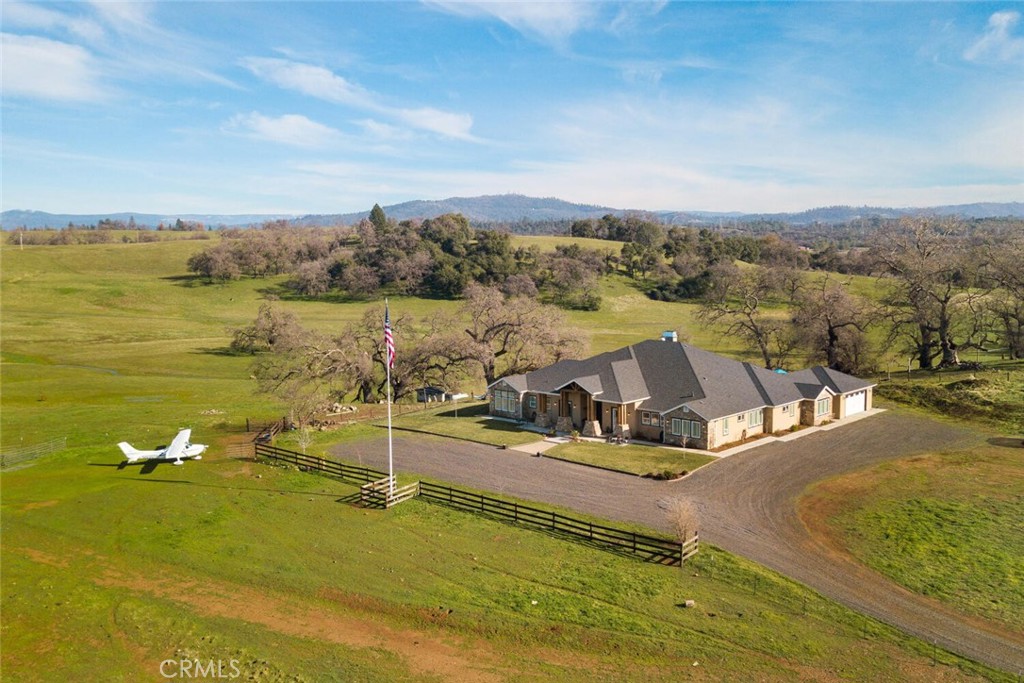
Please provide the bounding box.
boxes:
[501,407,888,459]
[509,437,565,455]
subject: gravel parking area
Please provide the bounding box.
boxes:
[332,410,1024,673]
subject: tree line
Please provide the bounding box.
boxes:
[187,206,613,310]
[231,284,584,426]
[692,218,1024,372]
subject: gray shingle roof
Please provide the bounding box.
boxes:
[494,338,875,420]
[787,366,874,394]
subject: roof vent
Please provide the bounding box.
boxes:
[661,330,678,342]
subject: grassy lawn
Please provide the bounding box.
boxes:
[802,446,1024,632]
[386,402,544,447]
[545,441,716,477]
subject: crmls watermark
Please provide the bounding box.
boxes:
[160,659,241,679]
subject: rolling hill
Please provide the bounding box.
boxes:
[3,195,1022,230]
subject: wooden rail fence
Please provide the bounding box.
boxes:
[680,534,699,563]
[252,443,696,566]
[247,418,287,443]
[254,443,387,484]
[419,481,691,566]
[360,477,420,509]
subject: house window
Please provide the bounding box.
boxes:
[737,413,744,422]
[783,404,792,415]
[671,418,702,439]
[493,389,519,415]
[641,411,651,425]
[651,414,661,427]
[527,395,537,409]
[748,410,763,427]
[816,397,831,416]
[722,417,729,436]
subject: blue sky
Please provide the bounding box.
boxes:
[2,1,1022,215]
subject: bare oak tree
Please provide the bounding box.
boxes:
[460,283,586,386]
[792,274,874,373]
[984,233,1024,358]
[697,263,797,370]
[870,218,988,369]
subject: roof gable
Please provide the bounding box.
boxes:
[494,339,874,420]
[556,375,604,396]
[787,366,875,394]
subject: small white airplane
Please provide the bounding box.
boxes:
[118,428,206,466]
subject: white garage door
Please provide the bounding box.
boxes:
[846,391,866,416]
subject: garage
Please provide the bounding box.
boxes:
[845,390,866,416]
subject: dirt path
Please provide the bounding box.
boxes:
[332,411,1024,673]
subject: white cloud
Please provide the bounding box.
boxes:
[608,1,668,37]
[424,1,598,47]
[964,11,1024,63]
[240,58,372,107]
[87,1,153,33]
[1,1,106,42]
[356,119,415,141]
[3,1,235,98]
[224,112,341,148]
[394,106,476,140]
[0,33,107,101]
[241,57,477,141]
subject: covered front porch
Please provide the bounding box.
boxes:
[551,382,631,437]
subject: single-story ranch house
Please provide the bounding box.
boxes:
[488,332,875,450]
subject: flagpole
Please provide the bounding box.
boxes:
[385,300,395,496]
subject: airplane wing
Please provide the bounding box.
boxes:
[164,429,191,461]
[118,442,164,461]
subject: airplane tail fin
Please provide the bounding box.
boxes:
[118,442,141,461]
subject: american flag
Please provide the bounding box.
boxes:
[384,302,395,369]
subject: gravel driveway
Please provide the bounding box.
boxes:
[332,411,1024,673]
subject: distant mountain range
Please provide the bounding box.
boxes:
[0,210,294,231]
[3,195,1022,230]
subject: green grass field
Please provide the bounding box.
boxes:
[6,449,1001,681]
[803,446,1024,633]
[1,238,1018,681]
[544,441,716,477]
[874,368,1024,434]
[386,402,545,447]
